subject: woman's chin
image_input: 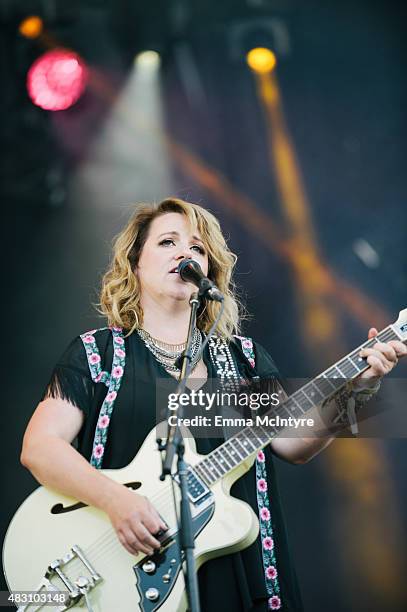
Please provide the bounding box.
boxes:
[165,287,193,302]
[176,291,194,303]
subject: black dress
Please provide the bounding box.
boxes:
[43,329,304,612]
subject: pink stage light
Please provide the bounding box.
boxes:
[27,49,88,111]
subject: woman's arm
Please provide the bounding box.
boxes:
[269,329,407,465]
[21,398,166,555]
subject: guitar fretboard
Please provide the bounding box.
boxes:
[193,324,402,486]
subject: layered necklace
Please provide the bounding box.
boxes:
[137,327,203,373]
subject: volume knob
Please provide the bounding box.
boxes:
[142,560,156,574]
[145,588,160,602]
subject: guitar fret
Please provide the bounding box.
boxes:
[251,425,269,445]
[258,423,273,441]
[194,463,208,482]
[228,440,245,460]
[337,357,359,377]
[215,448,233,470]
[199,460,215,483]
[293,390,313,411]
[349,352,367,372]
[291,395,305,414]
[284,397,302,417]
[324,367,342,377]
[222,442,240,466]
[248,427,265,446]
[210,454,226,475]
[204,457,222,479]
[378,328,397,342]
[364,339,377,349]
[258,419,279,437]
[246,434,258,451]
[238,432,257,453]
[316,375,336,396]
[334,364,347,377]
[303,382,324,403]
[234,436,249,457]
[323,370,344,391]
[196,462,214,484]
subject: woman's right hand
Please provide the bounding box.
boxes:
[105,486,167,556]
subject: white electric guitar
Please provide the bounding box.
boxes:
[3,310,407,611]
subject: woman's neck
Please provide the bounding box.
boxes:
[140,296,193,344]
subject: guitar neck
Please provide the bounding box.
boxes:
[194,323,405,487]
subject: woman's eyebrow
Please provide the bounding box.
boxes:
[157,231,203,243]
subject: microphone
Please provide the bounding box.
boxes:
[177,259,224,302]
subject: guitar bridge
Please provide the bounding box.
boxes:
[17,545,102,611]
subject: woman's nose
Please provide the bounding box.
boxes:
[175,246,191,260]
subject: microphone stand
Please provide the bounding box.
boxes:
[159,291,201,612]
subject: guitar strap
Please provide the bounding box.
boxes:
[81,327,282,610]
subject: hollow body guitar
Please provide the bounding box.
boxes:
[3,310,407,611]
[3,424,258,612]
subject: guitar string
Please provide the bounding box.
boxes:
[64,481,176,564]
[64,485,183,577]
[61,327,399,576]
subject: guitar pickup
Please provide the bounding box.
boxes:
[173,465,211,504]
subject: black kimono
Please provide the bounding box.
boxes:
[43,328,304,611]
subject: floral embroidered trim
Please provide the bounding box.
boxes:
[236,335,282,610]
[80,328,110,385]
[234,335,256,369]
[256,450,281,610]
[80,326,125,469]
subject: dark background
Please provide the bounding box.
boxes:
[1,1,407,610]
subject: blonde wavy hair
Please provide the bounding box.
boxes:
[98,198,244,339]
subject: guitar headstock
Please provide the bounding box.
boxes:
[394,308,407,341]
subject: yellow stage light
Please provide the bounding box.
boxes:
[246,47,277,74]
[19,16,43,39]
[134,50,161,70]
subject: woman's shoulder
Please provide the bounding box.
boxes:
[58,327,114,368]
[227,334,280,379]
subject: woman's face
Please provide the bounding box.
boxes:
[136,212,209,304]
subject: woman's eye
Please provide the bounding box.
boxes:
[191,245,205,254]
[159,239,175,246]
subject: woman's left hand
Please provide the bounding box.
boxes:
[355,327,407,387]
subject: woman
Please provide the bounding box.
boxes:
[21,197,406,611]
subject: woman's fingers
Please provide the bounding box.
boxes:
[120,523,156,555]
[135,521,162,551]
[145,499,168,533]
[109,490,168,556]
[371,342,397,363]
[117,529,141,556]
[364,354,388,376]
[387,340,407,357]
[360,344,398,373]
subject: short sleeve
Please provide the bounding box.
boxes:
[41,337,94,415]
[252,340,280,379]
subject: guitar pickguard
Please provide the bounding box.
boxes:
[134,503,214,611]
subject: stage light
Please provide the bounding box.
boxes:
[134,50,161,70]
[19,16,43,39]
[246,47,277,74]
[27,49,88,111]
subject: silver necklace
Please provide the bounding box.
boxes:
[137,327,203,373]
